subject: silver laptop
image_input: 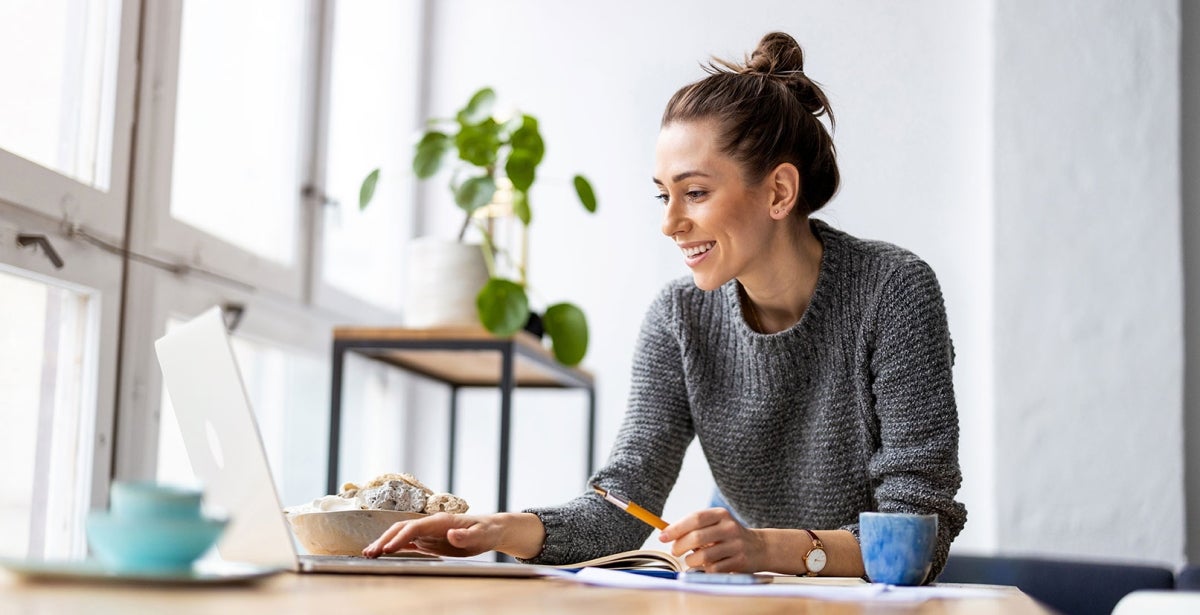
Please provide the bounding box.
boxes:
[154,307,549,577]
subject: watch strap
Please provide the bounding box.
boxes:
[802,528,825,576]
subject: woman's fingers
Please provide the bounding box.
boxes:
[363,513,476,558]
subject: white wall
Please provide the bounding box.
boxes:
[993,0,1183,565]
[403,0,1186,565]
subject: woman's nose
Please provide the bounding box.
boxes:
[661,200,688,237]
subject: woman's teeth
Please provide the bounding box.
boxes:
[683,242,715,257]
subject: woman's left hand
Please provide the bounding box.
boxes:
[658,507,767,572]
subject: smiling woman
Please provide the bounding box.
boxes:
[361,31,966,585]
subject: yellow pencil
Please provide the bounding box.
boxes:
[592,484,670,531]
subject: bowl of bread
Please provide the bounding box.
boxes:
[285,472,469,556]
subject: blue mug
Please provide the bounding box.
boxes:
[859,511,937,586]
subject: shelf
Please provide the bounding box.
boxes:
[333,325,594,388]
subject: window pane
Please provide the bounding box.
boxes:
[169,0,310,265]
[0,0,121,189]
[157,327,329,509]
[320,0,419,310]
[0,268,95,559]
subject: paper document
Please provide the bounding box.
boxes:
[567,567,1010,602]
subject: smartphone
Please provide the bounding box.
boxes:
[680,571,771,585]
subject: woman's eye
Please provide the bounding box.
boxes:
[654,193,669,204]
[686,190,707,201]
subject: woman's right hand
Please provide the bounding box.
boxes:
[362,512,545,560]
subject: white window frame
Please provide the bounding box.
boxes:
[307,0,425,322]
[0,203,122,546]
[0,0,141,241]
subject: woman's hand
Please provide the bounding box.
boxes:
[658,507,767,572]
[362,512,545,560]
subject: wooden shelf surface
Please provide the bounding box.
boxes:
[333,325,593,388]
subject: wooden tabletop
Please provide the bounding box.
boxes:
[1,570,1051,614]
[333,325,594,388]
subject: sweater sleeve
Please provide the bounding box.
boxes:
[519,287,695,565]
[852,259,967,583]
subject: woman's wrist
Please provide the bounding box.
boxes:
[494,512,546,560]
[757,528,812,575]
[756,528,864,577]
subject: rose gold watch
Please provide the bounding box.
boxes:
[802,528,827,576]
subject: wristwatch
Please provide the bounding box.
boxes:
[801,529,827,576]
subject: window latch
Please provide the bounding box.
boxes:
[16,234,64,269]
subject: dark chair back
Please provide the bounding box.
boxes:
[938,554,1175,615]
[1177,564,1200,591]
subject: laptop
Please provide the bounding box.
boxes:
[154,306,550,577]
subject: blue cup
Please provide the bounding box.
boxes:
[859,511,937,586]
[87,481,226,572]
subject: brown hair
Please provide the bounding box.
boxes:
[662,32,839,215]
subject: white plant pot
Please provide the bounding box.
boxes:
[403,237,489,328]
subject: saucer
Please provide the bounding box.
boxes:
[0,557,284,586]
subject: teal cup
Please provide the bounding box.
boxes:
[87,481,226,572]
[859,512,938,586]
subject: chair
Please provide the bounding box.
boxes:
[1176,564,1200,590]
[937,554,1175,615]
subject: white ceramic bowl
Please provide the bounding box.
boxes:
[286,510,426,556]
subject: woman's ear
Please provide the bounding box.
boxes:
[768,162,801,219]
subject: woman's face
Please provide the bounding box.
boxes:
[654,119,775,291]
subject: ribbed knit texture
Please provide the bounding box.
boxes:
[522,219,967,581]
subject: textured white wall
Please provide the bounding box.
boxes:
[993,0,1183,565]
[403,0,1186,565]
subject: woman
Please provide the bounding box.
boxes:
[364,31,966,581]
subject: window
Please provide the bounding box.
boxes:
[168,0,313,266]
[0,267,98,559]
[0,0,121,189]
[317,0,422,311]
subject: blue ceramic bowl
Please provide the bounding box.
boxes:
[109,481,204,520]
[87,511,227,572]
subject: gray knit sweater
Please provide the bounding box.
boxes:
[523,219,967,580]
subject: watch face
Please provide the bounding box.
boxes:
[805,548,827,573]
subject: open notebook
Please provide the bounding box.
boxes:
[559,549,687,573]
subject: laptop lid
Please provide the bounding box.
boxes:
[154,307,299,571]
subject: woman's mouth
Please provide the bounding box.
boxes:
[680,241,715,267]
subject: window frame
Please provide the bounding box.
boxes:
[0,0,141,240]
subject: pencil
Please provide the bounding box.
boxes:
[592,484,670,531]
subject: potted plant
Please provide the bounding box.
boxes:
[359,87,597,366]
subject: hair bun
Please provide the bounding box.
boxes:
[745,31,806,76]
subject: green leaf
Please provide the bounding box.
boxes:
[359,168,380,210]
[458,87,496,125]
[476,278,528,336]
[573,175,597,213]
[543,303,589,365]
[413,132,452,178]
[454,175,497,215]
[509,115,544,166]
[512,189,531,226]
[455,119,502,167]
[505,149,537,192]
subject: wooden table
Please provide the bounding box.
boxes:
[328,326,596,514]
[0,570,1052,614]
